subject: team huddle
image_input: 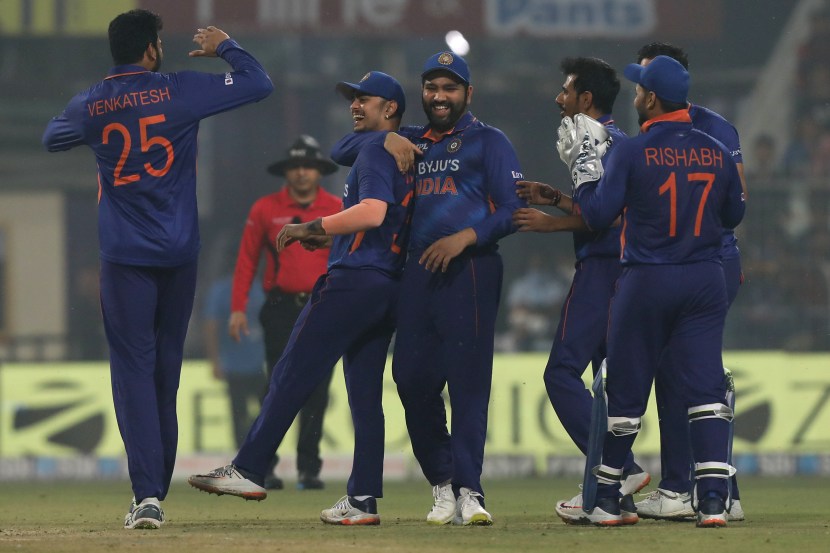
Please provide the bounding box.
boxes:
[42,9,745,531]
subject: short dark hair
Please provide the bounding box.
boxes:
[108,9,163,65]
[560,57,620,115]
[643,88,687,114]
[636,42,689,69]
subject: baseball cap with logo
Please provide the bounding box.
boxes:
[267,135,338,176]
[623,55,689,104]
[422,51,471,85]
[335,71,406,115]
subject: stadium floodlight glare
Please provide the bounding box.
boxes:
[445,30,470,56]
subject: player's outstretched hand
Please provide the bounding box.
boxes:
[299,235,333,251]
[512,208,559,232]
[276,224,305,252]
[419,228,477,273]
[516,180,562,206]
[277,219,326,252]
[189,26,230,57]
[384,132,422,173]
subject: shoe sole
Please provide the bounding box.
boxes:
[426,517,454,525]
[637,511,695,521]
[620,513,639,525]
[462,512,493,526]
[188,478,266,501]
[559,515,625,527]
[125,518,162,530]
[697,518,727,528]
[320,515,380,526]
[620,473,652,495]
[556,510,624,527]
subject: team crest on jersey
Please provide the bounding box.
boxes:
[447,137,462,153]
[438,52,454,66]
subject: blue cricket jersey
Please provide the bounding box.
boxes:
[331,111,525,255]
[327,142,412,277]
[571,114,629,261]
[43,39,274,267]
[576,110,745,266]
[688,103,743,260]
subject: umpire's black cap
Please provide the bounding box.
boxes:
[267,135,338,176]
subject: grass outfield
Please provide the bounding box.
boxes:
[1,477,829,552]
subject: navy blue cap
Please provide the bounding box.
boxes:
[335,71,406,115]
[623,55,689,104]
[422,51,471,84]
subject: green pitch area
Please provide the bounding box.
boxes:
[1,477,828,552]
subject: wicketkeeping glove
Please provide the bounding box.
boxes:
[561,114,613,191]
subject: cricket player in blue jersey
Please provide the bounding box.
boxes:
[331,51,526,526]
[511,59,650,519]
[555,56,745,528]
[632,43,747,523]
[42,10,273,529]
[188,71,413,526]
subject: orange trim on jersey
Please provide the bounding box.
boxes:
[349,231,366,253]
[97,172,102,203]
[420,115,477,142]
[470,258,480,337]
[422,127,453,143]
[104,70,150,80]
[619,208,628,260]
[640,108,691,133]
[487,195,496,214]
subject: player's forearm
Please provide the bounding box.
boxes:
[216,39,274,102]
[321,199,387,235]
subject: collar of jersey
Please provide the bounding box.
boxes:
[105,64,151,80]
[597,113,616,127]
[421,111,476,143]
[640,107,692,133]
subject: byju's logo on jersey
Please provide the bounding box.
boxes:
[447,137,462,153]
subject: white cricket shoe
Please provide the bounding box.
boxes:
[555,492,637,526]
[320,496,380,525]
[426,483,456,525]
[620,468,651,495]
[188,464,267,500]
[727,499,745,521]
[455,487,493,526]
[635,488,694,520]
[124,497,164,530]
[696,495,727,528]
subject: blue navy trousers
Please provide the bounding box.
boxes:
[655,255,742,496]
[392,249,502,500]
[598,261,730,500]
[234,267,397,498]
[100,258,198,503]
[542,256,635,471]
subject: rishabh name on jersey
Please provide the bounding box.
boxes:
[579,112,744,267]
[398,111,525,253]
[327,142,413,277]
[688,103,743,260]
[571,114,629,261]
[42,40,273,267]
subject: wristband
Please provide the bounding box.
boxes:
[550,189,562,207]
